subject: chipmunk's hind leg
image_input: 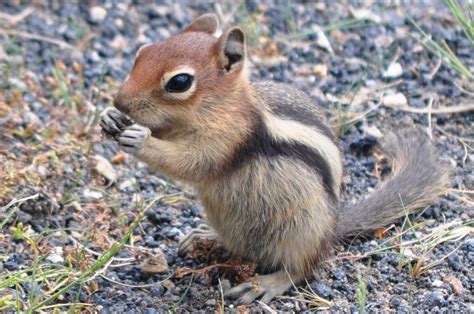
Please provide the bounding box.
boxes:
[225,270,301,304]
[178,224,218,256]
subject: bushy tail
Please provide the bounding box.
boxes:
[336,132,451,237]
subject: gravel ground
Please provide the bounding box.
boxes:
[0,0,472,312]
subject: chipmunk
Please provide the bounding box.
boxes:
[100,14,451,304]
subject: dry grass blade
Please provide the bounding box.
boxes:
[279,270,332,310]
[0,7,34,25]
[403,6,474,81]
[0,29,77,50]
[383,102,474,114]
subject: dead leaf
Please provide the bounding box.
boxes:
[111,152,126,164]
[140,250,169,274]
[92,154,117,186]
[72,61,83,73]
[175,266,194,279]
[313,64,328,77]
[443,277,464,294]
[0,101,11,117]
[374,228,388,239]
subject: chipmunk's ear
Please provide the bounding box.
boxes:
[183,14,219,34]
[217,27,245,72]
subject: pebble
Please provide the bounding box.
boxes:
[205,299,216,306]
[424,291,446,307]
[119,178,137,191]
[83,189,103,200]
[165,227,182,239]
[390,297,401,307]
[46,251,64,264]
[382,62,403,79]
[447,253,463,271]
[310,283,333,300]
[432,280,443,288]
[89,6,108,24]
[383,92,408,107]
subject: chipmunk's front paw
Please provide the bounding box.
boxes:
[100,107,133,140]
[118,124,151,155]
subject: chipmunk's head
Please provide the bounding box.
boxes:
[114,14,247,132]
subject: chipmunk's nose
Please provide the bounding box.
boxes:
[114,94,130,115]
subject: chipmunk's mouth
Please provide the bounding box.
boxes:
[126,114,170,138]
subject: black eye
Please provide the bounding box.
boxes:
[165,73,194,93]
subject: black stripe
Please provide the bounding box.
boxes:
[253,81,337,142]
[270,103,336,142]
[227,112,337,201]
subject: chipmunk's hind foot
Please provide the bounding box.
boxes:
[178,224,218,256]
[225,270,298,304]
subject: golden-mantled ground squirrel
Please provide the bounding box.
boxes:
[100,14,450,304]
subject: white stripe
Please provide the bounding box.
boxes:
[263,112,342,194]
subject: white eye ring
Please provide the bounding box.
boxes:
[161,66,197,100]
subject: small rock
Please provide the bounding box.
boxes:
[205,299,216,306]
[382,62,403,79]
[24,111,43,128]
[89,6,107,24]
[363,125,383,138]
[119,178,137,191]
[166,227,182,239]
[432,279,443,288]
[312,64,328,77]
[424,290,446,307]
[333,270,346,281]
[46,246,64,264]
[383,92,408,107]
[313,25,333,54]
[8,78,27,90]
[150,286,164,298]
[162,279,175,291]
[310,283,333,299]
[349,7,382,23]
[447,253,463,271]
[83,189,103,200]
[390,297,401,307]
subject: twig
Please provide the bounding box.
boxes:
[257,301,278,313]
[0,7,34,25]
[427,58,443,80]
[338,99,382,126]
[427,98,434,140]
[449,188,474,194]
[0,28,77,50]
[36,303,92,311]
[99,274,171,288]
[453,80,474,96]
[435,126,473,165]
[435,126,474,142]
[214,1,243,29]
[384,103,474,114]
[1,193,39,211]
[68,236,134,262]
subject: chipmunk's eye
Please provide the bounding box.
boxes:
[165,73,194,93]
